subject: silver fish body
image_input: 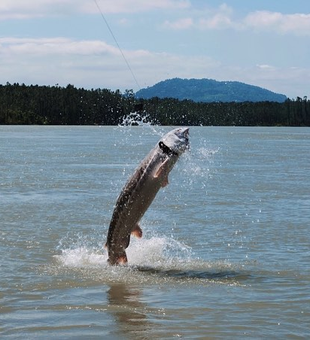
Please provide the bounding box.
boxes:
[106,127,189,265]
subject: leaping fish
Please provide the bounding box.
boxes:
[106,127,189,265]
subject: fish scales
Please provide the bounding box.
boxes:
[106,128,189,265]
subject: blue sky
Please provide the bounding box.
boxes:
[0,0,309,98]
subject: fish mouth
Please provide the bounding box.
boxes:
[175,127,190,152]
[160,127,190,155]
[183,127,189,146]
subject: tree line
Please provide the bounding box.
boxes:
[0,82,309,126]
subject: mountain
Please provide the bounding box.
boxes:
[135,78,287,103]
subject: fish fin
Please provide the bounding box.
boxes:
[154,158,169,178]
[161,176,169,187]
[116,253,128,265]
[154,159,169,187]
[154,167,162,178]
[108,252,128,265]
[131,224,143,238]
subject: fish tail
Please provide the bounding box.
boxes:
[108,251,128,265]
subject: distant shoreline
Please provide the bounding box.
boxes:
[1,83,309,126]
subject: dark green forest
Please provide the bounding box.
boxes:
[0,82,309,126]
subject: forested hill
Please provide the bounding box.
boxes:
[0,83,309,126]
[136,78,287,103]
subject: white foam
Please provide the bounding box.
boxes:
[56,246,107,267]
[55,234,192,269]
[127,236,192,267]
[52,233,246,286]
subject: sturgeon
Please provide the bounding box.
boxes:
[106,127,189,265]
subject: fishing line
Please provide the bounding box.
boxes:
[93,0,141,90]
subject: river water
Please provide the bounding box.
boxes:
[1,125,309,339]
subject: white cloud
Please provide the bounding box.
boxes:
[0,36,218,90]
[3,1,309,38]
[0,0,84,20]
[0,0,190,20]
[256,64,276,70]
[162,5,310,36]
[163,18,193,30]
[0,36,307,97]
[0,37,120,56]
[198,13,234,30]
[244,11,310,36]
[197,3,239,30]
[89,0,191,14]
[163,3,239,31]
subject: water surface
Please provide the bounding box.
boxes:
[1,126,310,338]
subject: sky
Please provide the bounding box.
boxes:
[0,0,310,98]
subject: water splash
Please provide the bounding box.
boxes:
[118,111,163,138]
[51,126,245,286]
[177,138,220,193]
[53,232,247,286]
[55,232,106,268]
[127,236,193,267]
[55,232,192,269]
[115,112,164,150]
[119,112,155,127]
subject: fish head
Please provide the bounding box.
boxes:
[161,127,189,155]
